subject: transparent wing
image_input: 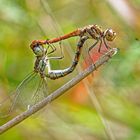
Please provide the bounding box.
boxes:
[27,77,49,109]
[0,71,40,118]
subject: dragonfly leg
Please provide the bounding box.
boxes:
[98,39,102,53]
[46,44,56,55]
[59,41,64,58]
[47,41,64,60]
[103,37,111,50]
[88,40,99,69]
[88,40,99,52]
[98,39,108,55]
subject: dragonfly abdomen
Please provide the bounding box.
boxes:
[46,36,88,80]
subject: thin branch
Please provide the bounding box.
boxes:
[0,48,118,134]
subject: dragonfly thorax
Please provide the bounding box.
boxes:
[38,59,46,71]
[34,56,47,78]
[81,24,103,40]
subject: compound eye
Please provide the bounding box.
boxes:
[33,45,44,56]
[106,29,116,41]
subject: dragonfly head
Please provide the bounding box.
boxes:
[30,40,45,57]
[104,29,116,41]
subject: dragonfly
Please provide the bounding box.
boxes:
[30,24,116,72]
[30,24,116,54]
[0,36,88,118]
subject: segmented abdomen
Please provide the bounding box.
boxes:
[46,36,88,80]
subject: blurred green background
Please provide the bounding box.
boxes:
[0,0,140,139]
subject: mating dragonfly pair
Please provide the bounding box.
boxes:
[0,24,116,117]
[31,24,116,79]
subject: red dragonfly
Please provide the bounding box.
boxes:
[30,24,116,54]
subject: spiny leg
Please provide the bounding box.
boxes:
[47,41,64,60]
[81,39,90,66]
[98,37,111,56]
[88,39,99,52]
[88,40,99,69]
[46,43,56,55]
[103,37,111,50]
[58,41,64,59]
[98,39,102,53]
[98,39,108,54]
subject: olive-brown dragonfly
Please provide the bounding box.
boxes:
[0,24,116,118]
